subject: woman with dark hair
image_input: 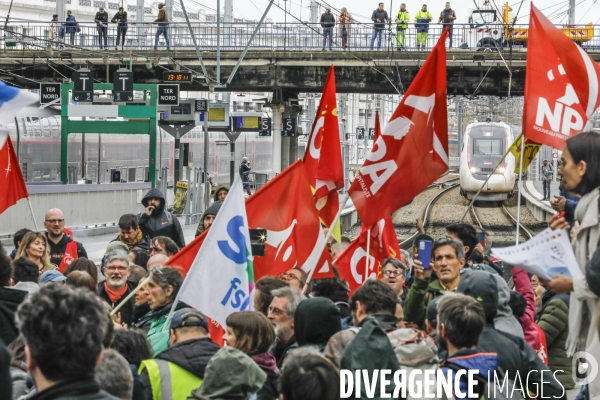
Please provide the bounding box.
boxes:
[63,257,98,287]
[128,248,150,270]
[254,276,289,316]
[547,131,600,398]
[110,328,153,400]
[224,312,279,400]
[66,271,97,292]
[279,351,340,400]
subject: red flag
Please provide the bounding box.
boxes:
[523,4,600,149]
[303,65,344,227]
[0,132,28,215]
[373,111,382,142]
[334,216,400,295]
[168,160,334,281]
[347,31,449,228]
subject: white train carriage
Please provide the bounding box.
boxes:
[459,122,516,201]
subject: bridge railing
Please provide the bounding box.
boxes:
[2,20,600,52]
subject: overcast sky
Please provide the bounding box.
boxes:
[205,0,600,25]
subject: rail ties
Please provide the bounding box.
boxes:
[501,205,534,241]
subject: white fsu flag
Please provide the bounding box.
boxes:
[176,178,255,328]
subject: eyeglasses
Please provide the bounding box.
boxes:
[268,306,287,316]
[45,219,64,224]
[105,265,128,272]
[382,269,404,277]
[278,272,300,282]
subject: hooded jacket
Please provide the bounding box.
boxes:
[188,346,267,400]
[458,270,566,399]
[141,337,220,399]
[147,301,189,356]
[440,349,499,398]
[0,287,27,345]
[491,273,525,339]
[536,291,574,389]
[213,186,229,202]
[138,188,185,248]
[294,297,341,350]
[46,233,88,267]
[251,353,280,400]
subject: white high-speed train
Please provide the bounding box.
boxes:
[459,122,517,201]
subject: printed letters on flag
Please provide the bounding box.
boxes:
[167,161,334,282]
[523,4,600,149]
[0,132,29,215]
[303,65,344,230]
[335,216,401,295]
[347,30,449,228]
[509,133,542,174]
[175,178,254,343]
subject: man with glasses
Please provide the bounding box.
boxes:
[379,257,408,302]
[267,286,305,368]
[44,208,87,271]
[277,268,307,290]
[98,250,135,327]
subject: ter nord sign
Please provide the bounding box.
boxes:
[157,84,179,106]
[40,83,61,104]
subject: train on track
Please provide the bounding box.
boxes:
[459,121,517,201]
[8,116,274,184]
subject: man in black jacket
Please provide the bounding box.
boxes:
[458,270,566,399]
[44,208,87,269]
[94,7,108,49]
[320,7,335,51]
[0,244,27,346]
[97,250,136,327]
[239,157,252,196]
[138,188,185,248]
[139,309,220,399]
[370,2,389,50]
[111,6,128,50]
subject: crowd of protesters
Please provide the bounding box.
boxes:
[0,131,598,399]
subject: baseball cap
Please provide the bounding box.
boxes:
[170,308,209,331]
[40,270,67,284]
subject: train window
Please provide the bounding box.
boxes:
[474,139,502,155]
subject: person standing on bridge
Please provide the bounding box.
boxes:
[395,3,410,50]
[239,156,252,196]
[338,7,353,51]
[438,2,457,48]
[111,6,128,50]
[414,4,433,50]
[94,6,109,50]
[541,158,554,200]
[370,2,389,50]
[320,7,335,51]
[64,10,78,46]
[153,3,171,51]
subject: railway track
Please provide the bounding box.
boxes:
[502,205,534,241]
[470,204,534,243]
[399,183,460,250]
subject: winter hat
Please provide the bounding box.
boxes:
[202,201,223,222]
[457,270,498,323]
[294,297,341,349]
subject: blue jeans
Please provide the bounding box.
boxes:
[154,26,170,49]
[370,28,383,49]
[322,27,333,49]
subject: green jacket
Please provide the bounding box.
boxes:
[395,10,410,29]
[147,302,187,356]
[536,294,575,390]
[404,278,445,330]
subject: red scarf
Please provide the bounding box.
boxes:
[104,282,128,304]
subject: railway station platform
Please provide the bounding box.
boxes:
[522,180,559,223]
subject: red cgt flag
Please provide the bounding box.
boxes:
[334,216,401,295]
[168,160,334,281]
[303,65,344,228]
[0,132,28,215]
[348,31,449,228]
[523,4,600,149]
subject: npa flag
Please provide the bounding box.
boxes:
[175,178,254,344]
[523,4,600,149]
[334,216,400,295]
[347,30,449,228]
[303,66,344,233]
[167,161,334,281]
[508,133,542,174]
[0,132,28,215]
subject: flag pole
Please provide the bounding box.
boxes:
[459,138,518,223]
[364,229,371,282]
[110,275,152,316]
[302,193,351,294]
[515,134,526,245]
[26,198,39,231]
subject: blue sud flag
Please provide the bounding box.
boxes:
[175,177,255,329]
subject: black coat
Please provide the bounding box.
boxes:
[46,233,88,267]
[0,339,11,400]
[97,281,136,327]
[138,188,185,248]
[239,162,251,182]
[28,379,115,400]
[0,287,27,346]
[320,12,335,28]
[111,11,128,26]
[94,11,108,26]
[141,337,220,399]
